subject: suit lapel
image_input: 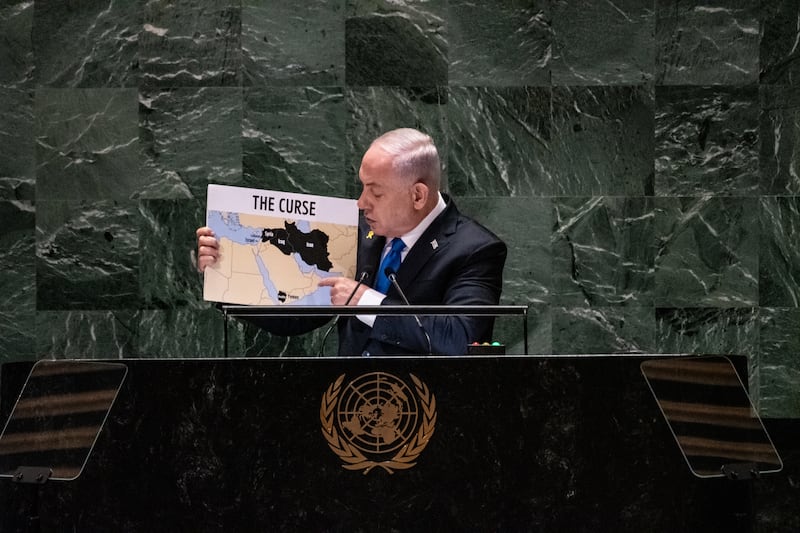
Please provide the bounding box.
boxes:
[357,219,385,288]
[395,199,459,288]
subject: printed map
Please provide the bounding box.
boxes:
[203,185,358,306]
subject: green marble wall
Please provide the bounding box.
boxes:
[1,0,798,417]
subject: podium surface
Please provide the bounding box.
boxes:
[0,355,796,532]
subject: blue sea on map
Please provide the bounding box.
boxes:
[208,211,343,305]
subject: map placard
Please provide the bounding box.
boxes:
[203,184,358,305]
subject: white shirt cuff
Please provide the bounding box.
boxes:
[355,288,386,327]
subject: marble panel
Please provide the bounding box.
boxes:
[345,86,447,197]
[448,0,551,86]
[0,200,35,362]
[0,1,33,89]
[242,87,347,196]
[475,304,552,356]
[0,200,35,311]
[551,85,654,196]
[0,88,34,201]
[140,0,241,89]
[458,196,552,306]
[0,308,35,362]
[655,307,759,355]
[35,88,140,201]
[551,0,654,85]
[654,197,758,307]
[225,315,330,358]
[138,199,208,310]
[345,0,447,86]
[655,85,758,196]
[242,0,345,86]
[759,307,800,418]
[31,0,140,88]
[137,308,226,358]
[759,196,800,307]
[760,0,800,85]
[446,86,552,196]
[516,303,552,356]
[36,200,140,310]
[655,0,759,85]
[139,87,242,200]
[34,310,137,358]
[552,196,655,306]
[760,85,800,195]
[457,196,551,353]
[551,306,655,354]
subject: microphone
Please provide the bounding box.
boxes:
[385,267,433,355]
[317,268,373,357]
[344,268,372,305]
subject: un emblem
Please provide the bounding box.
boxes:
[320,372,437,474]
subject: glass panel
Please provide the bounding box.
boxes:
[0,360,127,481]
[641,356,782,479]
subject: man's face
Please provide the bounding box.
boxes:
[356,146,420,238]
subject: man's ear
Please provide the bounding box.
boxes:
[411,182,429,209]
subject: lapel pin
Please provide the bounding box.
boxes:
[367,230,374,239]
[430,239,438,250]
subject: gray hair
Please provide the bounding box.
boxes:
[370,128,441,189]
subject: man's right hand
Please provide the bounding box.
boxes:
[196,226,220,272]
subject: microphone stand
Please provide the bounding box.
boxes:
[386,269,433,355]
[317,270,371,356]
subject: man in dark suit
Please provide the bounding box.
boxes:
[197,128,506,356]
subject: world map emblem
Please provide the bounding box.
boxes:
[320,372,437,474]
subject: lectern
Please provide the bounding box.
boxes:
[1,354,792,531]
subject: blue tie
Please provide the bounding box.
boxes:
[374,238,405,294]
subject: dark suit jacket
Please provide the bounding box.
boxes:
[338,196,507,356]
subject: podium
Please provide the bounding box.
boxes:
[1,354,794,532]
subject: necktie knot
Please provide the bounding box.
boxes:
[389,237,405,254]
[374,238,405,294]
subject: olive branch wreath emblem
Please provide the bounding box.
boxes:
[320,373,437,474]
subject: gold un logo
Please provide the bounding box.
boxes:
[320,372,437,474]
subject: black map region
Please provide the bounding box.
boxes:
[260,222,333,271]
